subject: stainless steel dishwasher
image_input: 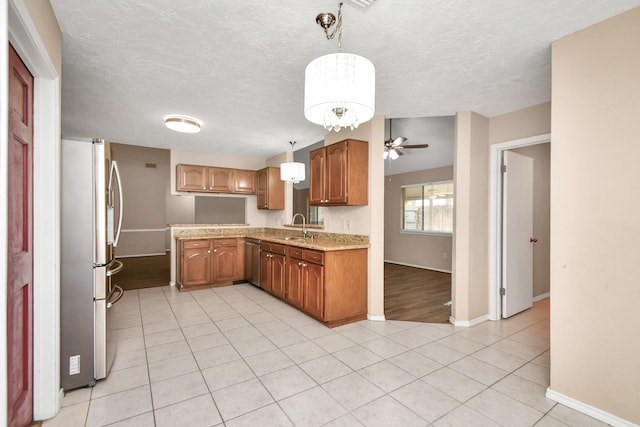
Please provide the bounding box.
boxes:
[245,238,261,287]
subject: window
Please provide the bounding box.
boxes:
[402,181,454,234]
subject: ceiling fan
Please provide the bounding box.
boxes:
[425,184,450,200]
[384,118,429,160]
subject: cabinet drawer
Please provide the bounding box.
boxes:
[287,247,303,259]
[214,238,237,247]
[270,243,286,255]
[261,242,286,255]
[303,250,324,265]
[183,239,210,249]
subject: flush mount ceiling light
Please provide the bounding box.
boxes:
[164,115,202,133]
[304,2,375,132]
[280,141,306,184]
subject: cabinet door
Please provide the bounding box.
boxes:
[286,258,304,309]
[309,148,326,205]
[270,253,286,299]
[325,141,348,204]
[303,263,324,319]
[234,169,256,194]
[211,246,237,284]
[260,251,272,293]
[256,168,268,209]
[208,167,234,192]
[182,246,212,286]
[177,164,209,192]
[256,167,284,210]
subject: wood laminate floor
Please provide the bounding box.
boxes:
[384,262,452,323]
[112,253,170,291]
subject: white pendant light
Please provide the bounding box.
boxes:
[304,53,375,132]
[305,2,375,132]
[164,115,201,133]
[280,141,306,184]
[280,162,306,184]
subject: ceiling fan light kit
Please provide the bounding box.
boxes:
[304,2,376,132]
[164,115,202,133]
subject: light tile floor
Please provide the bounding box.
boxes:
[43,284,609,427]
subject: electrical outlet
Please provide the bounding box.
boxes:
[346,219,351,230]
[442,252,447,260]
[69,355,80,375]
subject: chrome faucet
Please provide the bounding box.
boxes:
[291,213,307,239]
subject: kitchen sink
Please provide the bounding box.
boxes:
[279,236,304,241]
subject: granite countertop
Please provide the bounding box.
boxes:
[172,227,369,251]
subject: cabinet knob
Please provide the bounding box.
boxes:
[298,261,303,266]
[214,249,218,253]
[202,186,206,190]
[209,187,213,190]
[302,263,307,267]
[207,250,211,253]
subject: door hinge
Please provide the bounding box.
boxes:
[501,164,507,173]
[500,287,506,296]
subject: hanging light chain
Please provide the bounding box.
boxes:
[320,2,344,48]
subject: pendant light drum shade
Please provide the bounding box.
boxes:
[280,162,306,184]
[304,53,375,132]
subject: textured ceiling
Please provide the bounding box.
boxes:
[50,0,640,166]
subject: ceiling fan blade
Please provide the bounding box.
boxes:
[400,144,429,149]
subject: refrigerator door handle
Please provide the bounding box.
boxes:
[109,160,124,247]
[106,259,124,277]
[107,285,124,309]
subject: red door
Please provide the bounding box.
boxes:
[7,43,34,427]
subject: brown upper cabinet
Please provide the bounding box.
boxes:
[309,139,368,206]
[256,167,284,210]
[176,164,256,194]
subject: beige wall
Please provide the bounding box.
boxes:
[489,102,551,145]
[452,112,490,322]
[112,143,170,256]
[511,143,550,298]
[23,0,62,75]
[453,103,552,323]
[550,7,640,424]
[384,166,453,272]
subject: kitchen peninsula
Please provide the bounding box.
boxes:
[170,225,370,327]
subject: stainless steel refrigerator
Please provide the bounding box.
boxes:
[61,138,124,390]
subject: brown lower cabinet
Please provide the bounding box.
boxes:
[260,242,286,298]
[284,245,368,327]
[176,238,245,290]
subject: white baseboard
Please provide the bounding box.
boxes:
[546,388,639,427]
[169,281,176,287]
[116,252,166,258]
[449,314,488,327]
[533,292,550,302]
[384,260,452,274]
[367,314,385,322]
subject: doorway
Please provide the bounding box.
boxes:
[5,0,62,421]
[489,134,551,320]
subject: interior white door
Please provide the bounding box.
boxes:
[502,151,534,318]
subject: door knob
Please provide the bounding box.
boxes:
[530,238,538,243]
